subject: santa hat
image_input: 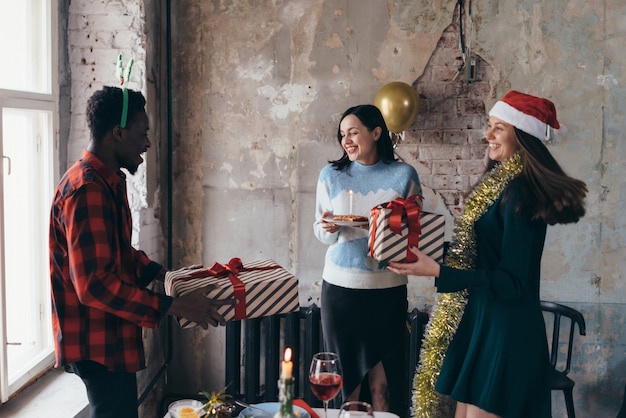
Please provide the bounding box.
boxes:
[489,90,564,142]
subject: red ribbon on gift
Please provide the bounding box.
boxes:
[206,258,247,320]
[369,195,423,262]
[179,258,282,321]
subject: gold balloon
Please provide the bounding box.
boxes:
[374,81,420,133]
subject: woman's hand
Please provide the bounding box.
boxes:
[320,211,341,234]
[387,246,441,278]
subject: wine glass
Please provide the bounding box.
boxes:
[309,352,343,418]
[338,401,375,418]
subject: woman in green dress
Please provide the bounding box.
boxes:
[388,91,587,418]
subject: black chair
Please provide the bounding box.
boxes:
[540,300,586,418]
[617,383,626,418]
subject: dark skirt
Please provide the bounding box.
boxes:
[435,293,552,417]
[321,281,407,416]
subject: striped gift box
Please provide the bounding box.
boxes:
[164,258,299,328]
[369,198,445,267]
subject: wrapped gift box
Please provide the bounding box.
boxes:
[369,196,445,267]
[165,258,299,328]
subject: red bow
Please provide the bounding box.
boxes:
[205,258,247,320]
[370,195,423,262]
[182,258,282,321]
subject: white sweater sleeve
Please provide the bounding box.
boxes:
[313,177,338,245]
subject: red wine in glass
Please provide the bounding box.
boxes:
[309,352,343,418]
[310,372,343,401]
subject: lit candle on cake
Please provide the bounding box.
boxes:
[349,190,354,215]
[281,347,293,379]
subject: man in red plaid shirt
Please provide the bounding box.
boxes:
[49,86,234,418]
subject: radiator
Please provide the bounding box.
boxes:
[224,304,428,414]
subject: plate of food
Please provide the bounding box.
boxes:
[238,402,311,418]
[167,399,203,418]
[322,214,369,227]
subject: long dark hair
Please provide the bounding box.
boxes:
[329,104,397,170]
[488,128,587,225]
[86,86,146,143]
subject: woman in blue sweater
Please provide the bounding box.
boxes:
[314,104,422,415]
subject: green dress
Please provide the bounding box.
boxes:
[434,178,551,417]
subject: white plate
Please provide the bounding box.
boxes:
[322,216,369,227]
[167,399,203,417]
[239,402,311,418]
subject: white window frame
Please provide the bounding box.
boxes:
[0,0,59,403]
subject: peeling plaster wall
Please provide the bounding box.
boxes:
[62,0,626,417]
[163,1,626,416]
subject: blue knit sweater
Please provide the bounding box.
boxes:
[314,160,422,289]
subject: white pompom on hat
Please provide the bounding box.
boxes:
[489,90,565,142]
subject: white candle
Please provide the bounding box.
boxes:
[281,347,293,379]
[349,190,354,215]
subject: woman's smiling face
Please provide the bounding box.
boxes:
[485,116,520,162]
[339,114,381,165]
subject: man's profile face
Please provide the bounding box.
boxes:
[116,112,150,175]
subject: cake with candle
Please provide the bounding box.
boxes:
[332,214,368,222]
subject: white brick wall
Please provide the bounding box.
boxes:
[64,3,167,417]
[66,0,161,255]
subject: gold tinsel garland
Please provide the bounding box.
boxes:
[412,152,523,418]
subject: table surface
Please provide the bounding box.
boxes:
[164,407,400,418]
[311,408,399,418]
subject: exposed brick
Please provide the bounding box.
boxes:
[413,161,432,179]
[457,160,486,175]
[402,130,420,144]
[418,145,471,160]
[442,129,468,145]
[67,0,152,260]
[439,27,459,49]
[443,83,469,97]
[441,113,474,129]
[466,115,487,130]
[85,14,136,32]
[420,129,443,144]
[468,129,486,145]
[462,98,486,114]
[409,15,496,216]
[67,13,90,30]
[431,160,458,175]
[112,30,143,49]
[414,114,444,131]
[69,47,98,66]
[432,66,461,82]
[469,174,483,186]
[428,174,470,191]
[438,190,463,207]
[470,145,488,160]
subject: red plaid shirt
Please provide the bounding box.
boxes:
[49,150,172,372]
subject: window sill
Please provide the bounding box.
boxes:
[0,368,89,417]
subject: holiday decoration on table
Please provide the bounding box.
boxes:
[199,387,235,418]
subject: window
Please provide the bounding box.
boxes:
[0,0,58,402]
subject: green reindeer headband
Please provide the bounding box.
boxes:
[116,54,134,128]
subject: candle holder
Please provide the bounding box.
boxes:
[274,376,296,418]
